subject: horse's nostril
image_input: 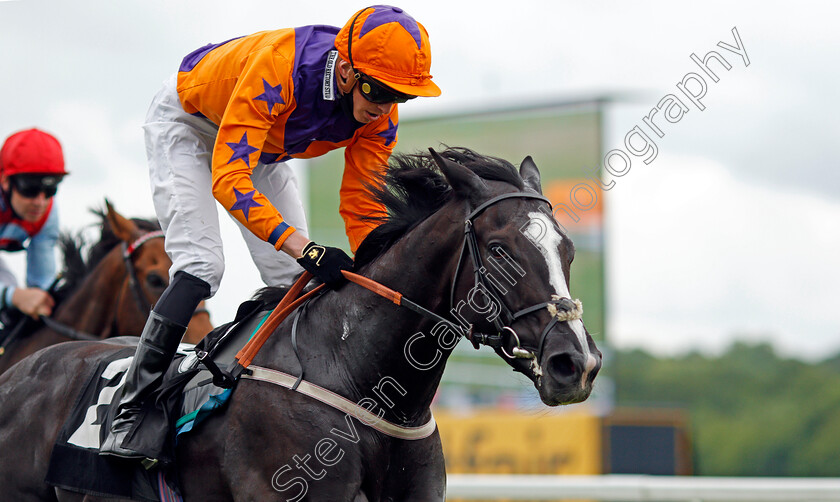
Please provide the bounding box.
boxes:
[557,298,576,311]
[547,353,576,379]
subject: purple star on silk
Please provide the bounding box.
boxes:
[377,118,398,146]
[226,132,259,166]
[230,187,263,221]
[360,6,421,48]
[254,79,285,114]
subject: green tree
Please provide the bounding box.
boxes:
[611,342,840,476]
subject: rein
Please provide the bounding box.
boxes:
[229,272,440,440]
[232,270,459,373]
[226,191,584,439]
[31,230,165,343]
[0,229,166,354]
[39,316,99,341]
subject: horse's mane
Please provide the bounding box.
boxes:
[251,146,524,304]
[53,209,160,305]
[353,146,524,267]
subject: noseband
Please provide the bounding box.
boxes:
[449,192,583,362]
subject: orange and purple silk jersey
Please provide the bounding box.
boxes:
[177,26,398,253]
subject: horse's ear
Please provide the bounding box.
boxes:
[520,156,543,194]
[429,148,488,204]
[104,198,141,244]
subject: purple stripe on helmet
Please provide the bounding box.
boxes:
[179,36,243,73]
[359,5,421,49]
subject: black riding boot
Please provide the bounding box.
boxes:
[100,311,186,458]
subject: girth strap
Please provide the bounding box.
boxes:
[242,365,437,440]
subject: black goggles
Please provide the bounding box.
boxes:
[356,72,416,104]
[10,175,62,198]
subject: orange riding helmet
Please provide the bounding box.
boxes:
[0,128,68,177]
[335,5,441,97]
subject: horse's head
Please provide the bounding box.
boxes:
[430,149,602,406]
[48,200,209,342]
[102,200,170,333]
[102,200,213,342]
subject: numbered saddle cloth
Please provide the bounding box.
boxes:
[43,299,272,501]
[44,344,179,502]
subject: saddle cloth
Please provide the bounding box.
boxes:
[44,345,178,502]
[44,299,273,501]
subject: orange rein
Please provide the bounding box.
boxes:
[234,270,403,369]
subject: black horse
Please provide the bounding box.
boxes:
[0,147,601,501]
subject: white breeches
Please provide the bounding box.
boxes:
[144,75,308,296]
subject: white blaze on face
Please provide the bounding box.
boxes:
[526,212,597,389]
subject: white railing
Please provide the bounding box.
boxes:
[446,475,840,501]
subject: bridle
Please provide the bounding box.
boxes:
[224,190,585,436]
[120,229,166,315]
[232,191,585,381]
[449,192,583,363]
[39,229,166,341]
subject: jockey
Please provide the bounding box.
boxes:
[101,5,440,458]
[0,129,66,329]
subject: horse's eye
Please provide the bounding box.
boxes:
[146,273,167,290]
[488,244,507,260]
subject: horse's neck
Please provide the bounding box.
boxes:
[53,252,125,336]
[276,209,464,425]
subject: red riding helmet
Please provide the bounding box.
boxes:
[335,5,441,97]
[0,128,68,177]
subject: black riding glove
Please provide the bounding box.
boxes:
[296,241,354,288]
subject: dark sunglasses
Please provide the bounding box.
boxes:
[356,72,416,104]
[10,175,61,198]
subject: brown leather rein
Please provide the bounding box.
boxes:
[233,269,451,370]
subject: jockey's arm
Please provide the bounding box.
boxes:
[279,231,310,259]
[339,110,397,253]
[9,206,60,318]
[209,47,299,255]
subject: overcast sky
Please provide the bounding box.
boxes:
[1,0,837,361]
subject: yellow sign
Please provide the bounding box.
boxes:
[435,411,602,474]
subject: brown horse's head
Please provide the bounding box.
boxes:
[0,201,212,374]
[56,200,212,342]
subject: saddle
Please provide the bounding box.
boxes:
[44,297,275,501]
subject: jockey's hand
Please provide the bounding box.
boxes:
[12,287,55,319]
[296,241,353,288]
